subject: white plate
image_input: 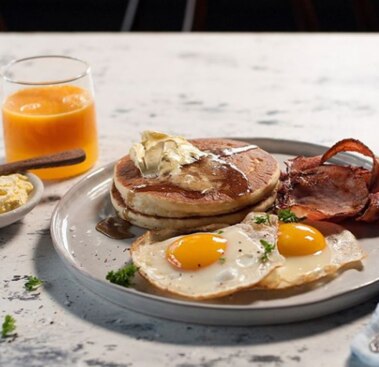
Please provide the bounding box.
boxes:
[50,138,379,325]
[0,172,44,228]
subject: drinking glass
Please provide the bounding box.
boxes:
[1,55,98,180]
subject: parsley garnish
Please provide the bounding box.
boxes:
[218,257,226,264]
[2,315,16,338]
[277,209,303,223]
[106,263,138,287]
[259,239,275,263]
[217,230,224,234]
[24,276,44,292]
[253,213,271,225]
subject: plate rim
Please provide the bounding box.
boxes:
[50,137,376,314]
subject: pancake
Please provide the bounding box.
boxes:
[113,139,280,218]
[111,182,278,230]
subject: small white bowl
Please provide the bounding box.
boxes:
[0,172,44,228]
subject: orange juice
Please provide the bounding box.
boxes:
[2,85,98,179]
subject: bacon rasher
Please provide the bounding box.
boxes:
[278,139,379,223]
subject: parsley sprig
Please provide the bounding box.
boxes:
[2,315,16,338]
[259,239,275,263]
[277,209,304,223]
[106,263,138,287]
[218,257,226,264]
[253,213,271,225]
[24,276,44,292]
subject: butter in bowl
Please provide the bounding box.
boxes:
[0,172,43,228]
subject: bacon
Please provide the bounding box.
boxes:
[286,155,322,173]
[279,138,379,223]
[320,138,379,190]
[357,193,379,223]
[279,165,369,220]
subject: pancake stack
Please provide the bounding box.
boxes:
[111,138,280,230]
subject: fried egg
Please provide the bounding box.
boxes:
[258,220,365,289]
[131,213,285,300]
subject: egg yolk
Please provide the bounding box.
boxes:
[166,233,227,270]
[277,223,326,257]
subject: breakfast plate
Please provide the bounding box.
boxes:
[51,138,379,325]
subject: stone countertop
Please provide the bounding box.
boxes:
[1,33,379,367]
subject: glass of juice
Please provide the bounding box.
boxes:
[1,55,98,180]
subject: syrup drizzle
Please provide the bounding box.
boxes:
[216,144,258,157]
[96,216,135,239]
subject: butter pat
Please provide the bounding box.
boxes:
[130,131,206,177]
[0,174,34,214]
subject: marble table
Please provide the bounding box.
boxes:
[1,33,379,367]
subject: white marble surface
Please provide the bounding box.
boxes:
[1,33,379,367]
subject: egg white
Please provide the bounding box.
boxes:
[131,213,285,300]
